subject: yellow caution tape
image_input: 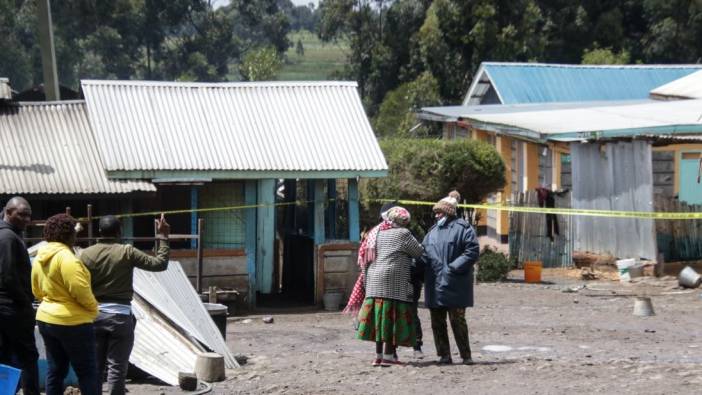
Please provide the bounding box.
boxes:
[76,200,309,222]
[370,199,702,220]
[70,197,702,223]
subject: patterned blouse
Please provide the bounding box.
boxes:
[364,227,424,303]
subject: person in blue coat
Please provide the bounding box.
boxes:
[417,191,479,365]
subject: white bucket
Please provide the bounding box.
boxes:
[616,259,637,282]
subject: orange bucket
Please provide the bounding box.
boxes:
[524,261,542,283]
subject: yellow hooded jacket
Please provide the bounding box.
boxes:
[32,242,98,325]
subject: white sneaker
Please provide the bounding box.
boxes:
[413,349,424,359]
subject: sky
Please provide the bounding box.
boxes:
[292,0,319,5]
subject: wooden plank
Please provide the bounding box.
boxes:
[324,256,354,273]
[170,249,246,258]
[323,272,350,291]
[179,257,248,276]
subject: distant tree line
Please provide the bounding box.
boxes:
[0,0,320,90]
[4,0,702,138]
[317,0,702,136]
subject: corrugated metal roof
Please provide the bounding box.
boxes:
[420,100,653,122]
[463,62,702,105]
[424,99,702,142]
[0,101,155,194]
[131,296,201,386]
[81,80,388,175]
[650,70,702,99]
[133,261,238,369]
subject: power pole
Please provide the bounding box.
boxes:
[37,0,60,101]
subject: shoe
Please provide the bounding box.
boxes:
[437,356,453,365]
[413,349,425,359]
[383,359,404,366]
[462,357,474,365]
[372,358,390,367]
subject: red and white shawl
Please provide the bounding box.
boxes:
[342,220,392,315]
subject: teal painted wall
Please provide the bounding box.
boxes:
[680,154,702,204]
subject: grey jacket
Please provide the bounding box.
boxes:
[365,227,424,303]
[418,217,479,308]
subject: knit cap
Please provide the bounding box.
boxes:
[433,191,461,217]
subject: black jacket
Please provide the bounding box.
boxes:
[0,219,33,310]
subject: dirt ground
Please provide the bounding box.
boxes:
[129,269,702,395]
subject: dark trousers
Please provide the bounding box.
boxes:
[412,282,423,350]
[95,312,136,395]
[0,306,39,395]
[430,307,471,360]
[38,321,98,395]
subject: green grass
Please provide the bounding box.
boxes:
[278,30,348,81]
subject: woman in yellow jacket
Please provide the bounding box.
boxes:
[32,214,98,395]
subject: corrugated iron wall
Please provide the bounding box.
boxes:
[509,190,573,268]
[571,141,656,260]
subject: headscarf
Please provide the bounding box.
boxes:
[386,206,410,227]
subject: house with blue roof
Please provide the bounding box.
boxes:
[463,62,702,105]
[420,62,702,257]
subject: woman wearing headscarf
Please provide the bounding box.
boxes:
[343,201,398,317]
[32,214,99,395]
[356,206,424,366]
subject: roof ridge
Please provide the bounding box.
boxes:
[14,100,86,106]
[81,80,359,88]
[481,62,702,69]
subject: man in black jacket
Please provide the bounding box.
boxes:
[0,196,39,395]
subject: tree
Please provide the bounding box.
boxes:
[361,138,506,235]
[318,0,430,115]
[239,46,283,81]
[0,0,292,90]
[582,47,631,64]
[0,0,37,90]
[373,72,441,137]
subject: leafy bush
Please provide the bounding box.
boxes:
[239,46,282,81]
[476,247,513,282]
[361,138,506,236]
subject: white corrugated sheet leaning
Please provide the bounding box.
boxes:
[130,296,201,386]
[132,261,238,371]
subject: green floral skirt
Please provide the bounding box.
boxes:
[356,298,416,347]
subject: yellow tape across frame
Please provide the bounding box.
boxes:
[370,199,702,221]
[75,198,702,222]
